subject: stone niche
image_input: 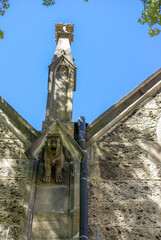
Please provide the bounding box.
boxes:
[25,120,85,240]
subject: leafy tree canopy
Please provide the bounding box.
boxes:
[1,0,161,39]
[138,0,161,37]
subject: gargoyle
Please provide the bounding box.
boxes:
[42,133,65,183]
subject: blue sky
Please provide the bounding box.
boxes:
[1,0,161,130]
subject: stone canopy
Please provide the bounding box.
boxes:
[26,119,85,162]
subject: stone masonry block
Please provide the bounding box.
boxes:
[0,199,23,224]
[92,142,148,162]
[0,178,26,199]
[88,226,161,240]
[32,212,69,239]
[122,108,161,126]
[151,89,161,107]
[87,162,99,179]
[99,123,156,143]
[99,160,161,180]
[7,225,21,240]
[34,186,69,212]
[0,140,25,159]
[88,201,160,227]
[140,96,159,109]
[0,224,8,240]
[0,159,28,178]
[88,180,161,202]
[0,122,17,139]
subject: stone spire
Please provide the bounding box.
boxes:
[43,23,76,130]
[54,23,74,63]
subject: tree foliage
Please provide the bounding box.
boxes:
[138,0,161,37]
[1,0,161,39]
[0,0,10,39]
[42,0,56,7]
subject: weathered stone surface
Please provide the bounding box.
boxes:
[99,160,161,180]
[0,121,31,239]
[87,90,161,239]
[151,89,161,107]
[99,161,161,179]
[89,201,160,227]
[0,122,17,139]
[88,180,161,202]
[122,108,161,126]
[7,226,21,240]
[0,140,25,159]
[0,178,26,198]
[0,199,23,224]
[0,159,28,177]
[88,226,161,240]
[0,224,7,240]
[87,162,99,179]
[32,212,69,239]
[34,186,69,212]
[99,123,156,143]
[92,142,148,162]
[140,96,159,109]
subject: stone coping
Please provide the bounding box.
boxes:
[87,68,161,141]
[0,97,39,146]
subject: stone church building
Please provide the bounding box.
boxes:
[1,23,161,240]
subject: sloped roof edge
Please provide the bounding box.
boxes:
[0,97,39,146]
[86,68,161,143]
[26,119,85,162]
[49,54,76,69]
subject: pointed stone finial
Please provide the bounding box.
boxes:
[55,23,74,44]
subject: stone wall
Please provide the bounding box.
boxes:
[0,122,33,240]
[87,88,161,239]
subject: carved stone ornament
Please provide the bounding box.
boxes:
[55,23,74,44]
[41,133,65,183]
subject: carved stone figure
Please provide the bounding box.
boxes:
[42,134,65,183]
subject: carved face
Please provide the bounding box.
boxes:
[47,138,61,153]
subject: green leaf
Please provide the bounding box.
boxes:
[42,0,56,6]
[138,0,161,37]
[0,30,4,39]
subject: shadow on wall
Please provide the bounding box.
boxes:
[46,55,74,122]
[88,105,161,239]
[0,122,30,240]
